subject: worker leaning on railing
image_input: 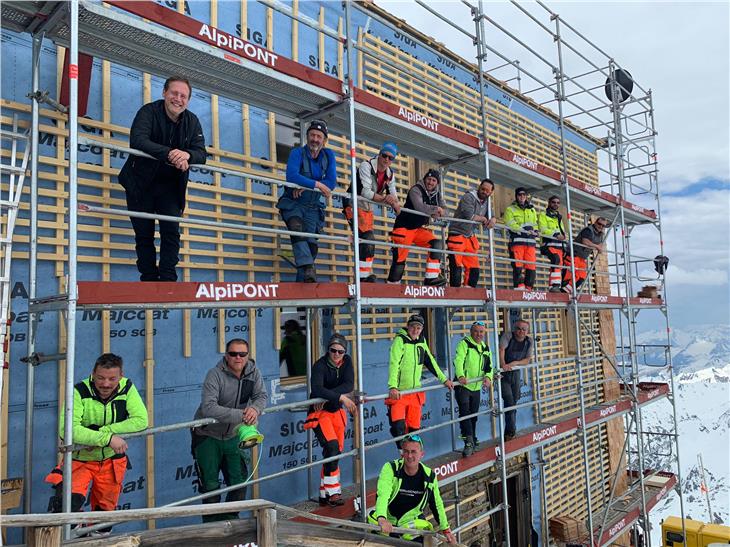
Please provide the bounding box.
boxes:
[447,178,497,288]
[45,353,148,537]
[191,338,268,523]
[504,187,539,291]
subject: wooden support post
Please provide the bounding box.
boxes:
[423,534,439,547]
[256,507,277,547]
[26,526,62,547]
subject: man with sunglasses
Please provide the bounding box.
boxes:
[343,142,402,283]
[538,195,567,292]
[562,217,608,292]
[504,187,539,290]
[192,339,267,522]
[304,334,356,507]
[278,119,338,283]
[386,315,453,446]
[454,320,493,456]
[387,169,447,286]
[447,178,497,287]
[368,434,456,544]
[498,320,533,439]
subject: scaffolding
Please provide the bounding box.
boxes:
[0,0,686,545]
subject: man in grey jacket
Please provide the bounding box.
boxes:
[446,178,496,287]
[192,338,267,522]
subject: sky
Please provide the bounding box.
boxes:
[378,0,730,330]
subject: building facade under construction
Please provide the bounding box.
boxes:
[0,0,685,545]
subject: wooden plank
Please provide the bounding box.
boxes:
[26,526,62,547]
[257,507,277,547]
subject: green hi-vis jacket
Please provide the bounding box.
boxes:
[373,459,450,531]
[60,376,148,461]
[388,329,447,391]
[453,335,493,391]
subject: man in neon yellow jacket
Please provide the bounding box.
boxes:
[386,315,453,447]
[504,187,539,290]
[454,320,493,457]
[368,434,457,544]
[47,353,148,530]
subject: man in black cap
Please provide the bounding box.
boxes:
[303,333,356,506]
[386,314,452,445]
[278,119,338,282]
[504,187,539,290]
[387,169,447,286]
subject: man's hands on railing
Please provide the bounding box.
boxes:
[108,435,128,455]
[443,379,454,390]
[339,394,357,414]
[388,387,401,400]
[168,149,190,171]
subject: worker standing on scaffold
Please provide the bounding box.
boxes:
[119,76,207,282]
[45,353,148,537]
[278,119,338,283]
[343,141,402,283]
[562,217,608,293]
[453,320,493,457]
[387,169,447,286]
[538,195,567,292]
[368,434,457,544]
[191,339,267,522]
[386,315,453,447]
[504,187,539,291]
[446,178,497,287]
[304,334,356,507]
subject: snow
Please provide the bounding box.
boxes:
[635,325,730,544]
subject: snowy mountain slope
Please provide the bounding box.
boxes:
[638,351,730,544]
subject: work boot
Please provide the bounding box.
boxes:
[473,435,480,448]
[319,493,345,507]
[362,274,377,283]
[424,275,447,287]
[462,436,475,457]
[302,265,316,283]
[549,285,563,293]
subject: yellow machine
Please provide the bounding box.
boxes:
[662,516,730,546]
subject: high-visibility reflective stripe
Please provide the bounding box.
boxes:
[425,260,440,278]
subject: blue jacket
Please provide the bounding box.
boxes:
[283,146,338,207]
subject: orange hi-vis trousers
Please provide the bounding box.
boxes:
[304,408,347,498]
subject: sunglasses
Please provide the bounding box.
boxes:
[403,434,423,446]
[472,321,486,327]
[380,153,394,161]
[227,351,248,358]
[329,347,346,355]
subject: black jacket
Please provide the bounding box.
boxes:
[118,100,206,210]
[309,354,355,413]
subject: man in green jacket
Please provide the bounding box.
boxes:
[386,314,453,447]
[504,187,539,290]
[368,434,456,544]
[454,320,493,457]
[46,353,148,529]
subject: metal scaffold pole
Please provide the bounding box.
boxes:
[552,14,596,543]
[609,60,650,546]
[647,91,687,546]
[23,31,43,518]
[342,0,368,522]
[474,2,510,545]
[61,1,80,540]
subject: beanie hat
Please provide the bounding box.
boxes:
[307,119,328,137]
[407,314,425,327]
[515,187,528,199]
[328,333,348,352]
[380,141,398,158]
[423,169,440,183]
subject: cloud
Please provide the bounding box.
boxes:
[640,267,728,287]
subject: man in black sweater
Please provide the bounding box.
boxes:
[304,333,356,507]
[119,76,207,281]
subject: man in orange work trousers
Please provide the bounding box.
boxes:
[386,315,453,447]
[305,334,357,506]
[343,141,402,283]
[45,353,148,536]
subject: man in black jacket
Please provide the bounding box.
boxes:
[303,333,356,507]
[119,76,207,282]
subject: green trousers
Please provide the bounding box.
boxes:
[193,435,249,523]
